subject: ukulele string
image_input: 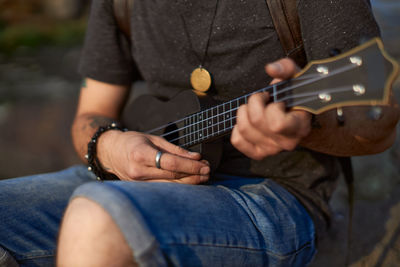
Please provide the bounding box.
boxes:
[168,85,356,147]
[146,63,359,138]
[144,72,321,135]
[156,75,358,139]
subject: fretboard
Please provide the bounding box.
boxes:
[179,82,290,148]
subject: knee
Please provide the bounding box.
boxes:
[57,197,135,267]
[58,197,110,244]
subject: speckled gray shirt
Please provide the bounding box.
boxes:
[79,0,380,238]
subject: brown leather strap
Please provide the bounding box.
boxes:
[265,0,307,67]
[113,0,134,40]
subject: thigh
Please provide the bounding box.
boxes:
[72,177,316,267]
[0,165,96,267]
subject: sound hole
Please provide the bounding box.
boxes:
[164,123,179,145]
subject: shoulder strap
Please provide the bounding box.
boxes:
[265,0,307,67]
[113,0,134,39]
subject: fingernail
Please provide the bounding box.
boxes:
[200,175,209,182]
[189,151,200,156]
[202,160,210,166]
[200,166,210,175]
[268,62,283,74]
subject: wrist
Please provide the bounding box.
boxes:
[96,129,123,171]
[86,122,127,180]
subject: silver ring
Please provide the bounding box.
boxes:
[155,150,163,169]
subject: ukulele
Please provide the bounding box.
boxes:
[122,38,399,169]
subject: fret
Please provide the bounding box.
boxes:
[206,110,209,138]
[222,103,226,131]
[273,83,278,102]
[195,114,202,143]
[201,113,205,141]
[231,99,238,129]
[203,110,207,139]
[229,101,233,130]
[224,102,230,131]
[243,94,249,104]
[201,110,205,140]
[184,117,188,146]
[198,112,203,142]
[207,108,212,138]
[190,115,194,146]
[202,110,207,140]
[231,114,237,127]
[212,106,218,135]
[218,104,224,133]
[176,121,183,146]
[239,95,246,106]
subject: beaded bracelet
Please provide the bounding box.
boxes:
[86,122,127,181]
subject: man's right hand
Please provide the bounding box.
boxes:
[97,130,210,184]
[72,78,210,185]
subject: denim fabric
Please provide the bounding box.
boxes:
[72,174,316,267]
[0,166,316,267]
[0,166,96,267]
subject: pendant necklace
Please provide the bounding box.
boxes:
[179,0,220,93]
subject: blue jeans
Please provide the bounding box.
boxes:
[0,165,316,267]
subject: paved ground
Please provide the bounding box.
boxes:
[0,0,399,266]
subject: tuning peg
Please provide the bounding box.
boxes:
[367,106,383,120]
[336,107,345,126]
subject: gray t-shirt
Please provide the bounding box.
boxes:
[79,0,380,238]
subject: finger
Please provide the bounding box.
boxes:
[232,125,282,160]
[283,110,312,137]
[264,104,311,137]
[129,143,209,176]
[172,175,210,184]
[265,58,300,80]
[234,103,297,156]
[235,101,271,145]
[146,148,210,176]
[122,164,209,184]
[270,78,282,85]
[247,92,271,131]
[148,174,210,185]
[150,135,201,160]
[244,90,305,141]
[231,125,259,158]
[263,102,293,134]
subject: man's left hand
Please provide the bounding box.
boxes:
[231,58,312,160]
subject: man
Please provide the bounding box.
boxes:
[1,0,399,266]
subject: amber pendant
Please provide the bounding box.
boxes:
[190,67,212,93]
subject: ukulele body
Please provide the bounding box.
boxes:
[122,90,224,170]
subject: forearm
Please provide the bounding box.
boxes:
[71,113,117,162]
[300,100,400,156]
[71,78,130,163]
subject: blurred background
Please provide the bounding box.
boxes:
[0,0,399,266]
[0,0,89,178]
[0,0,90,177]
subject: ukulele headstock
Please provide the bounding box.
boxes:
[290,38,399,114]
